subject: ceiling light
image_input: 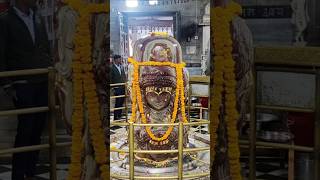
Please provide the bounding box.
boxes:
[126,0,138,8]
[149,0,158,5]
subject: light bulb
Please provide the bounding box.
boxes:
[149,0,158,5]
[126,0,138,8]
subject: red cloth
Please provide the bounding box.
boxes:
[200,97,208,108]
[0,2,8,12]
[287,112,314,147]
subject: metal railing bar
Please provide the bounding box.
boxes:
[189,156,210,165]
[256,104,314,113]
[255,65,317,74]
[129,122,134,179]
[0,68,49,78]
[178,122,183,179]
[184,121,210,126]
[0,144,50,155]
[183,147,210,152]
[112,119,127,122]
[188,106,209,110]
[189,118,209,121]
[110,172,210,179]
[0,142,72,156]
[111,107,126,111]
[190,95,209,98]
[111,95,127,99]
[0,106,49,116]
[110,149,129,153]
[111,121,210,127]
[110,174,178,179]
[240,140,314,152]
[111,147,210,154]
[134,149,179,154]
[135,176,178,180]
[133,122,210,127]
[133,123,179,127]
[111,122,129,126]
[110,83,126,87]
[48,68,57,180]
[124,84,129,123]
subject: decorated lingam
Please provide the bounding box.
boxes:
[127,33,189,164]
[110,33,210,178]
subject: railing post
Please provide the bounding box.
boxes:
[48,67,57,180]
[129,122,134,180]
[125,84,128,121]
[178,121,184,180]
[200,107,203,133]
[249,64,257,180]
[314,68,320,180]
[288,145,295,180]
[188,82,191,122]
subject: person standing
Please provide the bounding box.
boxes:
[0,0,52,179]
[111,55,126,120]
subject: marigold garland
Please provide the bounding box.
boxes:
[212,1,243,180]
[128,58,187,142]
[64,0,109,180]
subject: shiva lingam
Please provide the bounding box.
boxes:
[128,33,190,165]
[110,34,210,178]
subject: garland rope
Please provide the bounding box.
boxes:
[128,58,188,142]
[212,1,243,179]
[65,1,109,179]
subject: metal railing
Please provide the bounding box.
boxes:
[110,83,128,121]
[0,68,71,180]
[249,56,320,180]
[110,121,210,180]
[110,81,211,180]
[0,70,212,180]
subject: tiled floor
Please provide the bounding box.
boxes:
[241,162,288,180]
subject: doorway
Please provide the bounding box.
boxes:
[119,11,180,58]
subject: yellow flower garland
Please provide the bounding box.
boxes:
[128,58,187,142]
[212,1,242,180]
[64,0,109,180]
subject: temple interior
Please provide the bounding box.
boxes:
[0,0,319,179]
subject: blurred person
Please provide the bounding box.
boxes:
[0,0,52,178]
[111,55,126,120]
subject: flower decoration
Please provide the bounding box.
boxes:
[128,58,187,142]
[64,1,109,180]
[212,1,243,180]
